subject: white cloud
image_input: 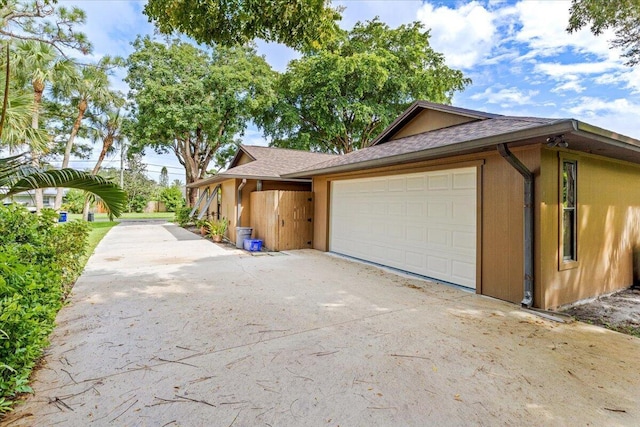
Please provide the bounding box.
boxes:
[417,1,498,69]
[564,97,640,139]
[470,87,539,107]
[616,68,640,94]
[535,61,621,79]
[551,80,585,94]
[514,0,616,60]
[566,97,640,117]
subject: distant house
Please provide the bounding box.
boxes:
[282,101,640,310]
[188,145,336,250]
[3,188,62,210]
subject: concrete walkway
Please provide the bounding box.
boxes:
[3,221,640,426]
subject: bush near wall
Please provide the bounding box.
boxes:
[0,205,89,413]
[174,206,195,226]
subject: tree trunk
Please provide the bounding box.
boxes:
[55,98,87,209]
[32,82,44,212]
[81,135,112,220]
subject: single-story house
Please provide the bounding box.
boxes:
[188,145,336,249]
[2,188,62,210]
[283,101,640,310]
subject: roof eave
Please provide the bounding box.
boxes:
[228,144,256,168]
[573,120,640,151]
[285,120,576,178]
[188,174,312,188]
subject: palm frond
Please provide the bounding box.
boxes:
[0,154,126,217]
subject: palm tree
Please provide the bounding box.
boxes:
[52,57,119,209]
[11,40,77,211]
[80,105,126,220]
[0,46,48,152]
[1,44,126,218]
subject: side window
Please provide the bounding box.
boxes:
[561,159,577,266]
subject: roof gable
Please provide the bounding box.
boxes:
[372,101,500,146]
[189,145,338,187]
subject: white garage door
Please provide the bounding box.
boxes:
[330,167,477,289]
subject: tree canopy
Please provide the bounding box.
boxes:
[0,0,126,216]
[125,37,275,205]
[0,0,91,55]
[143,0,342,51]
[568,0,640,66]
[257,19,471,154]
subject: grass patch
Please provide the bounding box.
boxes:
[68,212,174,222]
[80,221,118,267]
[607,324,640,338]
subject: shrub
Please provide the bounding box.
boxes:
[61,189,87,214]
[174,206,195,227]
[0,204,89,411]
[129,194,148,213]
[159,185,185,212]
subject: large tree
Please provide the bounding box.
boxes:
[2,0,91,211]
[51,58,122,209]
[0,2,125,217]
[125,37,275,205]
[568,0,640,66]
[79,103,126,220]
[257,19,470,154]
[143,0,341,51]
[10,40,76,210]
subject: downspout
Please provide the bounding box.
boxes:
[236,179,247,226]
[497,144,534,308]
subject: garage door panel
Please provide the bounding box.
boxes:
[405,251,426,269]
[330,167,476,289]
[427,174,449,190]
[427,255,450,276]
[453,171,476,189]
[453,231,475,249]
[388,178,406,192]
[407,176,426,191]
[427,228,450,246]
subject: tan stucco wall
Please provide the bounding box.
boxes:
[219,179,238,242]
[198,179,312,244]
[539,148,640,309]
[390,110,478,140]
[311,146,542,306]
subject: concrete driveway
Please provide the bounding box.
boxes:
[3,221,640,426]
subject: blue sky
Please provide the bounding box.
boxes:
[63,0,640,182]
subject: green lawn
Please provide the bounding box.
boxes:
[80,221,119,266]
[68,211,175,222]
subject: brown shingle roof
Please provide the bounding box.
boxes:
[188,145,337,187]
[286,116,565,177]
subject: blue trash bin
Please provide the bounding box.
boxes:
[59,211,68,223]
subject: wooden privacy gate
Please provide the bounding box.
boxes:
[249,191,313,251]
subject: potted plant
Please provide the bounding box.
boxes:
[206,217,228,242]
[195,218,208,236]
